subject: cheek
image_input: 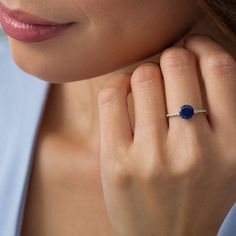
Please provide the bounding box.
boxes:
[8,0,201,83]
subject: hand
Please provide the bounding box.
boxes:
[97,35,236,236]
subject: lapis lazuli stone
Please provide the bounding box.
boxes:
[179,105,194,119]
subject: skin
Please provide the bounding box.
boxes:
[7,0,201,82]
[1,0,236,235]
[98,36,236,236]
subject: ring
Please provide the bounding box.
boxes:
[166,104,208,119]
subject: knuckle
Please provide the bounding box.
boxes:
[172,158,207,181]
[189,137,205,158]
[138,166,165,185]
[214,140,236,177]
[98,87,120,107]
[169,137,208,179]
[131,62,161,84]
[109,164,134,189]
[136,155,168,185]
[205,53,236,75]
[220,144,236,169]
[181,148,207,178]
[184,134,206,164]
[101,150,134,189]
[161,47,195,70]
[227,147,236,163]
[184,34,213,47]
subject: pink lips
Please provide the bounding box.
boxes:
[0,2,76,43]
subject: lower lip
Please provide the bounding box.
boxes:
[0,11,75,43]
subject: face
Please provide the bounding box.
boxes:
[2,0,202,83]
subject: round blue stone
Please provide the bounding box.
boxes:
[179,105,194,119]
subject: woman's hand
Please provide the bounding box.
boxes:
[97,35,236,236]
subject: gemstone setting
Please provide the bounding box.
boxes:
[179,105,194,119]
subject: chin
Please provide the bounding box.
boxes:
[8,42,156,84]
[10,52,130,84]
[7,27,179,84]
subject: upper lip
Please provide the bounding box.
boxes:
[0,2,71,25]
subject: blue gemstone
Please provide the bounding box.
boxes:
[179,105,194,119]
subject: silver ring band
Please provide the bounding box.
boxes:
[167,109,207,117]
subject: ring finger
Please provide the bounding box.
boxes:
[160,47,209,132]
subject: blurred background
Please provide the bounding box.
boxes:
[0,28,6,38]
